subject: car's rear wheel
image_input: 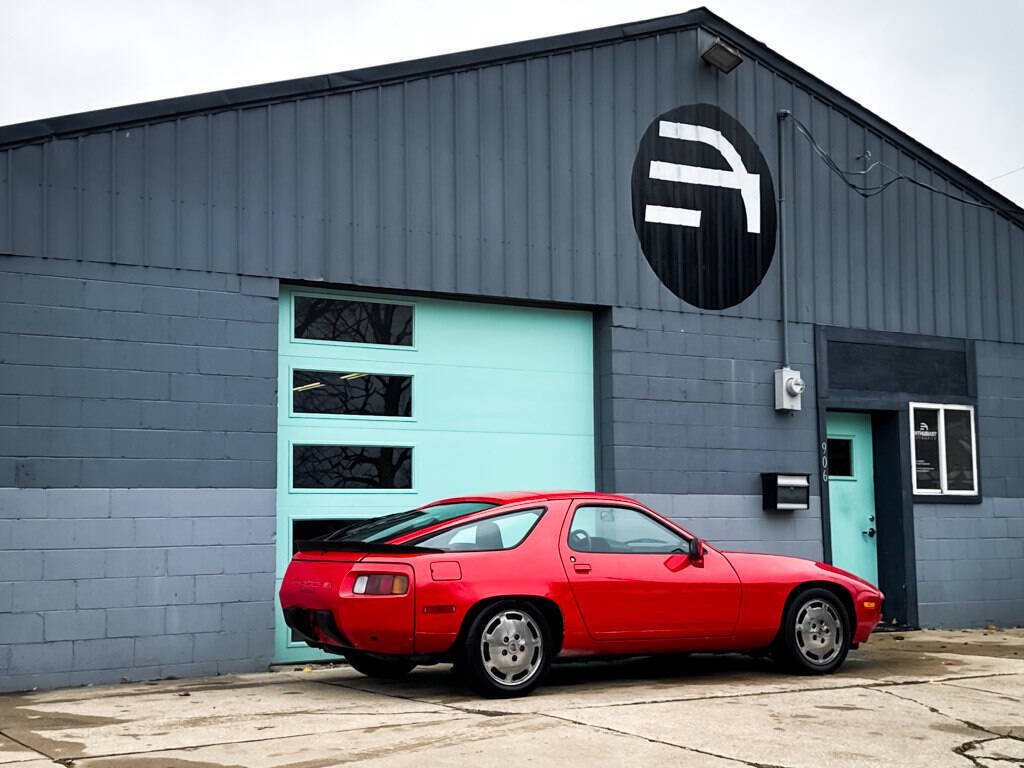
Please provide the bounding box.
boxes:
[460,601,551,697]
[776,587,850,674]
[344,650,416,679]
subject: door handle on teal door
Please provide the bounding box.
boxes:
[863,527,876,538]
[574,563,591,574]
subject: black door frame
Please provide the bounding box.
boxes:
[813,326,976,630]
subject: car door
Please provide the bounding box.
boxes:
[558,502,741,640]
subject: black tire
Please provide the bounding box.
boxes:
[344,650,416,679]
[776,587,851,675]
[459,601,552,698]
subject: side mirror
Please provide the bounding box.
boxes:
[688,537,705,566]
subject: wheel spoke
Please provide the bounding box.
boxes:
[794,598,843,666]
[480,609,544,687]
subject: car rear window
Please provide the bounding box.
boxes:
[321,501,497,543]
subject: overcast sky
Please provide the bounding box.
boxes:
[2,0,1022,207]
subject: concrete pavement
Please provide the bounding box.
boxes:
[1,629,1022,767]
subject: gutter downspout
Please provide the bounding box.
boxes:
[777,109,791,368]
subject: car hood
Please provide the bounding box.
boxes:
[720,550,883,596]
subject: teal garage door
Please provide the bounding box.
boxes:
[275,287,595,661]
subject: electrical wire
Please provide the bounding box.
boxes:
[778,109,1023,221]
[988,163,1024,183]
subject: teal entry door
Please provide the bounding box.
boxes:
[826,412,878,586]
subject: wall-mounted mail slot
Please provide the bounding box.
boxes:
[761,473,811,512]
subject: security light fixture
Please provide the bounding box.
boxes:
[702,38,743,74]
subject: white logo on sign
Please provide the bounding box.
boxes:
[644,120,761,234]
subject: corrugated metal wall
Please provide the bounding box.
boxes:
[1,27,1022,341]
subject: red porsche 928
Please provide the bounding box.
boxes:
[280,491,883,697]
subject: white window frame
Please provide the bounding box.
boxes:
[909,402,978,496]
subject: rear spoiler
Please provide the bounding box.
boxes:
[294,539,443,555]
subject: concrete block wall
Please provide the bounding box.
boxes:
[599,306,818,496]
[912,340,1024,628]
[599,305,822,558]
[0,255,278,488]
[0,488,276,691]
[630,493,823,561]
[914,500,1024,627]
[0,256,279,691]
[976,340,1024,498]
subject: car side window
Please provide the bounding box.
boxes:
[568,506,686,554]
[416,508,545,552]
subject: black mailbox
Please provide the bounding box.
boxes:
[761,473,810,511]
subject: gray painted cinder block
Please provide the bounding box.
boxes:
[106,606,167,638]
[0,256,277,490]
[0,487,277,693]
[600,309,819,498]
[629,493,823,561]
[915,498,1024,628]
[72,638,135,671]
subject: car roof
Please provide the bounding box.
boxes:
[421,490,644,508]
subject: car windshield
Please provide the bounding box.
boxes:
[323,501,498,543]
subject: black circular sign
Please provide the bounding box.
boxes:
[631,103,776,310]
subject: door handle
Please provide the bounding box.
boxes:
[863,527,876,538]
[573,563,591,574]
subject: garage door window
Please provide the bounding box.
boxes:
[292,370,412,417]
[293,296,413,346]
[292,444,412,489]
[910,403,977,496]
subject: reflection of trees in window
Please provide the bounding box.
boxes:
[294,297,412,346]
[944,410,975,491]
[293,445,412,489]
[293,371,411,416]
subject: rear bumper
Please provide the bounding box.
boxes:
[279,558,416,656]
[282,607,352,652]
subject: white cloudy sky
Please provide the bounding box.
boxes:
[2,0,1022,206]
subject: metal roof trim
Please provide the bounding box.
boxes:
[0,6,1019,222]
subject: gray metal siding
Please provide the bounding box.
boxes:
[0,255,278,488]
[2,28,1022,339]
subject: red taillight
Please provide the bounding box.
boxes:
[353,574,409,595]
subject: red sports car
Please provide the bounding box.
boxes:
[280,491,883,697]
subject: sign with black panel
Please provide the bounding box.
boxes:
[631,103,777,310]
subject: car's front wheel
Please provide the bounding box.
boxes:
[344,650,416,679]
[460,601,551,697]
[776,588,850,674]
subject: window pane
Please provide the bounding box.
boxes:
[944,409,976,492]
[293,370,412,417]
[827,438,853,478]
[912,408,941,491]
[293,445,412,489]
[568,506,685,554]
[417,509,544,551]
[294,297,413,346]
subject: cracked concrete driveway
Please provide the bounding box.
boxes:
[1,629,1023,768]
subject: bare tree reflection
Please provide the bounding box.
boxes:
[294,298,413,346]
[293,371,411,416]
[293,445,412,489]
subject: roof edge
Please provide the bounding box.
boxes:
[1,6,1019,222]
[0,7,710,149]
